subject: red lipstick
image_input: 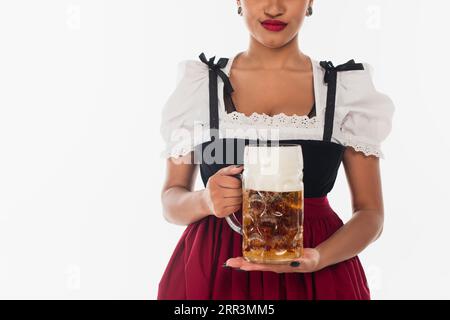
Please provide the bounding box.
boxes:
[261,19,288,32]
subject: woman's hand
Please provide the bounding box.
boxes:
[202,165,244,218]
[224,248,323,273]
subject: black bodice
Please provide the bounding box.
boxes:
[196,53,365,198]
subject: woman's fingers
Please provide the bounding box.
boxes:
[218,165,243,176]
[222,188,243,198]
[225,257,246,268]
[220,205,242,217]
[223,197,242,207]
[206,165,244,219]
[224,254,316,273]
[217,175,242,189]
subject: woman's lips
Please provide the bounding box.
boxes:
[261,19,288,32]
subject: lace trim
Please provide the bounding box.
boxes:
[221,111,319,129]
[341,140,384,159]
[162,138,385,159]
[161,143,195,159]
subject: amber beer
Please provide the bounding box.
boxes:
[242,188,303,263]
[240,144,304,264]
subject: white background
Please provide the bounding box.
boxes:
[0,0,449,299]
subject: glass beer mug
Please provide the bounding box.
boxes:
[226,143,304,264]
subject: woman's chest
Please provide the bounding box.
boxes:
[228,68,315,117]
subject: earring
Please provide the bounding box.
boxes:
[306,6,313,16]
[238,6,243,16]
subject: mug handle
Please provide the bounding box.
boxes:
[224,172,244,235]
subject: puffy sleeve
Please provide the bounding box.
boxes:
[334,62,395,159]
[159,59,210,159]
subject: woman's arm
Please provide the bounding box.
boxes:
[161,152,244,226]
[314,146,384,270]
[161,152,210,226]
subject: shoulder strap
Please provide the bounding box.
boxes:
[198,53,234,141]
[319,60,365,142]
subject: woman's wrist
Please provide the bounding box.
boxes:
[314,246,329,271]
[199,189,212,217]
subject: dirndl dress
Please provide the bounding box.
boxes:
[157,51,395,300]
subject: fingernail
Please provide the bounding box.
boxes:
[290,261,301,267]
[235,164,243,168]
[235,268,247,272]
[222,262,231,269]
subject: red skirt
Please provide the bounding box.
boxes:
[157,196,370,300]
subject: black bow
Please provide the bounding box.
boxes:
[319,59,364,84]
[319,59,364,142]
[199,52,234,95]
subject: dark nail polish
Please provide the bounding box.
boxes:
[222,263,231,269]
[290,261,301,267]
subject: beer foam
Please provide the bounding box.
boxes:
[243,145,304,192]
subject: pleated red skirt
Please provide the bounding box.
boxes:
[157,196,370,300]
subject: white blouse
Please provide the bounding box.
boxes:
[160,53,395,159]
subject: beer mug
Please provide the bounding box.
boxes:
[226,143,304,264]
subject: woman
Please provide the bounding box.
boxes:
[158,0,395,300]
